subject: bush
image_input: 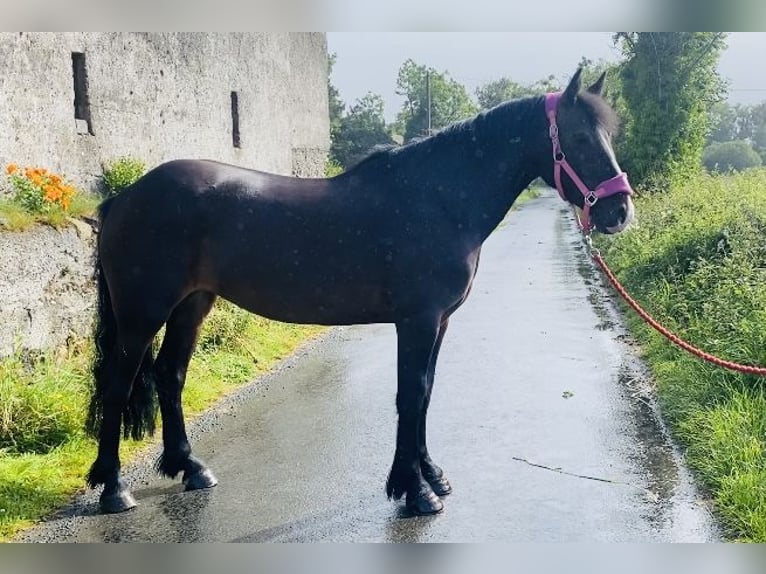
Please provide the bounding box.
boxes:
[102,157,146,195]
[703,140,762,173]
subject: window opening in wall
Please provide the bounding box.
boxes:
[71,52,94,135]
[231,91,241,148]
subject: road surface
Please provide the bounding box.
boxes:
[22,192,719,542]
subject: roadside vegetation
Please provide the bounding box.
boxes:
[0,165,99,231]
[0,302,321,540]
[595,168,766,542]
[101,157,146,196]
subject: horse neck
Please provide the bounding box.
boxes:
[399,97,547,248]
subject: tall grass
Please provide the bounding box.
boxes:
[595,168,766,541]
[0,301,321,540]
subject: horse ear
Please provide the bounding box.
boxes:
[562,68,583,105]
[587,71,607,96]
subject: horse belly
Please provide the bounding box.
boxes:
[206,240,391,324]
[216,278,392,325]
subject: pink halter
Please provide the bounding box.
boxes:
[545,92,633,232]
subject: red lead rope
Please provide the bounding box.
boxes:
[591,249,766,377]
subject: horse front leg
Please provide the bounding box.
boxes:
[387,314,444,515]
[420,317,452,496]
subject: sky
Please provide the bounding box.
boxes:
[328,33,766,122]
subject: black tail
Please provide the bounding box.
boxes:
[85,197,158,441]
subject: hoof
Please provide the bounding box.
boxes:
[100,489,137,514]
[406,489,444,516]
[427,475,452,497]
[183,467,218,491]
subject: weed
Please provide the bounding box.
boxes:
[102,158,146,195]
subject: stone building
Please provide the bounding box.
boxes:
[0,32,330,190]
[0,33,330,355]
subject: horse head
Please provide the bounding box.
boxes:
[540,68,635,235]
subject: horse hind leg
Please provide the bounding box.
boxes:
[154,290,218,491]
[87,328,160,513]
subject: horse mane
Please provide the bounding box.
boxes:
[344,144,400,171]
[342,91,619,176]
[343,96,542,176]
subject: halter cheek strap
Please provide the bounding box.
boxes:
[544,92,633,232]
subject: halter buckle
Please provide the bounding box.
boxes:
[585,192,598,207]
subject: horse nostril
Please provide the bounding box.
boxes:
[616,205,627,225]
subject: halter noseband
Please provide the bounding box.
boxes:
[545,92,633,232]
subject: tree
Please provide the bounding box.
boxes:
[707,102,740,144]
[327,53,345,138]
[754,123,766,162]
[327,54,395,170]
[737,102,766,152]
[330,93,395,168]
[704,101,766,163]
[530,74,561,95]
[474,59,621,113]
[476,78,532,110]
[394,59,478,142]
[475,75,561,110]
[615,32,727,188]
[703,140,762,172]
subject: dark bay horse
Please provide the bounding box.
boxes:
[85,69,634,515]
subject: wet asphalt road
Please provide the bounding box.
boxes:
[23,192,719,542]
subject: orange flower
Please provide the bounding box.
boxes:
[44,185,62,201]
[6,164,17,175]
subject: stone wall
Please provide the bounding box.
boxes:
[0,223,96,356]
[0,33,329,356]
[0,32,329,190]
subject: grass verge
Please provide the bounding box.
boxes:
[594,168,766,542]
[0,193,100,232]
[0,301,322,540]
